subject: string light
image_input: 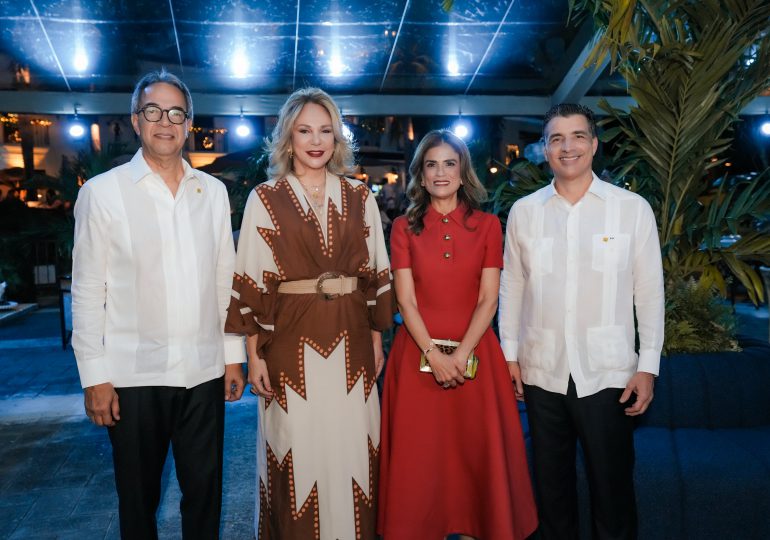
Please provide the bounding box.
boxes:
[189,127,228,134]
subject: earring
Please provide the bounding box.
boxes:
[288,148,293,159]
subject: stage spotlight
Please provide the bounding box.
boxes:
[760,121,770,136]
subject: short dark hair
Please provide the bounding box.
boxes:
[130,68,193,121]
[542,103,596,139]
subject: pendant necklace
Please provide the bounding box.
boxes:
[298,179,326,216]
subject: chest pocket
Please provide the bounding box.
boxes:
[522,237,553,275]
[591,233,630,272]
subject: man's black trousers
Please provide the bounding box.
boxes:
[524,378,637,540]
[108,376,225,540]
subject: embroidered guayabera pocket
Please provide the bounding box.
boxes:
[586,325,634,371]
[591,233,630,272]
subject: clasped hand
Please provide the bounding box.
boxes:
[428,350,466,389]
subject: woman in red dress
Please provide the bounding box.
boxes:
[378,130,538,540]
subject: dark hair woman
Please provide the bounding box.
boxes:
[378,130,538,540]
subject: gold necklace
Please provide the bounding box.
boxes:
[297,180,326,211]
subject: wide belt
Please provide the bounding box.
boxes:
[277,271,359,300]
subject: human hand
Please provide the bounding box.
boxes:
[224,363,245,402]
[428,350,465,389]
[620,371,655,416]
[84,382,120,427]
[507,361,524,401]
[371,330,385,377]
[248,357,274,398]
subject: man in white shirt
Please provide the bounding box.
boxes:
[500,104,664,539]
[72,70,246,539]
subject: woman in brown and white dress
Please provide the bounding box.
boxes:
[225,87,393,540]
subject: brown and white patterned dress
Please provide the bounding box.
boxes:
[225,172,393,540]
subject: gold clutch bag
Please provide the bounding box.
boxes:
[419,339,478,379]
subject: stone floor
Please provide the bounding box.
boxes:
[0,304,767,539]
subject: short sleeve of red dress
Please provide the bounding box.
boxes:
[390,216,411,270]
[482,213,504,269]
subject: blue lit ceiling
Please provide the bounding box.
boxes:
[0,0,593,96]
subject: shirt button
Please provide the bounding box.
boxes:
[443,252,451,259]
[442,217,449,223]
[444,234,451,240]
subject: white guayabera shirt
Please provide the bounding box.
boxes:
[72,149,245,389]
[499,173,665,398]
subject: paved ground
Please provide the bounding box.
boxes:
[0,304,767,539]
[0,309,257,540]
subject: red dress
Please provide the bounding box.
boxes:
[378,206,538,540]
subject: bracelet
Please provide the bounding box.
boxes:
[422,342,435,356]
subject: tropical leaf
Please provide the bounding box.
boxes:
[488,161,551,223]
[564,0,770,351]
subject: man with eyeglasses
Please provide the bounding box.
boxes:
[72,69,246,539]
[499,103,664,539]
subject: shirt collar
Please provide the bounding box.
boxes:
[586,172,609,200]
[539,171,607,205]
[423,202,468,230]
[127,148,196,184]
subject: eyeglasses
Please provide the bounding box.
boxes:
[135,105,189,125]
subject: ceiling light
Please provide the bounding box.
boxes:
[69,122,85,139]
[69,106,86,139]
[73,50,88,72]
[447,57,459,77]
[232,50,249,78]
[236,107,251,137]
[453,121,469,140]
[329,56,345,77]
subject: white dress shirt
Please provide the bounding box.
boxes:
[72,149,245,389]
[499,174,664,398]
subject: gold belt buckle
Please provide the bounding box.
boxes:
[316,271,343,300]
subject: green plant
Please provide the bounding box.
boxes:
[571,0,770,304]
[560,0,770,352]
[663,277,740,354]
[225,148,269,232]
[487,160,551,224]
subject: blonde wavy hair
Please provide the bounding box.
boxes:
[266,87,356,181]
[405,129,487,235]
